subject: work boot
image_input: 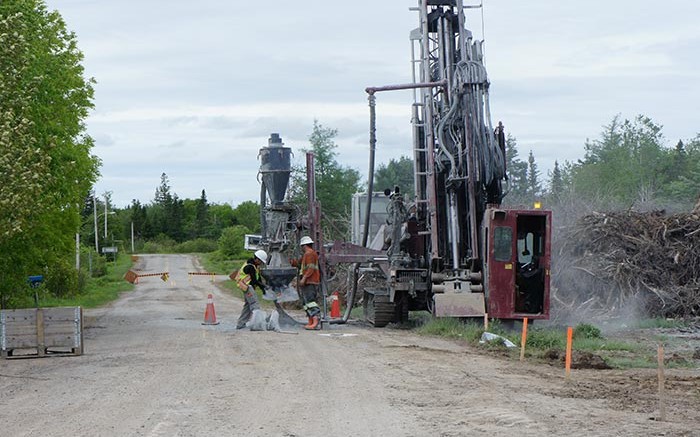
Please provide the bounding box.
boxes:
[306,315,320,330]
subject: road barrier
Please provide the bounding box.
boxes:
[188,272,217,283]
[124,270,138,284]
[125,271,170,284]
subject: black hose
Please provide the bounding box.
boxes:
[260,181,267,240]
[363,92,377,248]
[330,92,377,324]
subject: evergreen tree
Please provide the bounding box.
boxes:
[548,160,564,203]
[527,150,542,200]
[129,200,147,241]
[504,134,528,204]
[154,173,172,205]
[194,189,210,238]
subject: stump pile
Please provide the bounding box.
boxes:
[555,210,700,318]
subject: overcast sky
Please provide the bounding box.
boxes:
[44,0,700,208]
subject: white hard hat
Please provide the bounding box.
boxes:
[254,250,268,264]
[299,236,314,246]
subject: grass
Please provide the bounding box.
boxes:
[199,252,244,277]
[634,318,688,329]
[416,318,486,342]
[606,354,697,370]
[39,254,134,309]
[415,317,652,367]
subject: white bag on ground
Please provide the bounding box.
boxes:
[246,309,268,331]
[266,310,281,332]
[479,332,517,348]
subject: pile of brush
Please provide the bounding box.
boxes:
[554,209,700,319]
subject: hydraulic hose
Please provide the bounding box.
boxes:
[329,92,377,324]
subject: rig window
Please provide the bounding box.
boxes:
[493,226,513,262]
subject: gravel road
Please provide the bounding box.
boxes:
[1,254,698,436]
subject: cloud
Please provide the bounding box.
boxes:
[46,0,700,207]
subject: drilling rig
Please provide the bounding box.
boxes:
[325,0,552,326]
[249,1,551,328]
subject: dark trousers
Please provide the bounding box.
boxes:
[300,284,320,317]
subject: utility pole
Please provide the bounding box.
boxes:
[76,233,80,270]
[93,195,99,255]
[104,195,108,245]
[131,221,135,253]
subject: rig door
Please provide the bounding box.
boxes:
[484,209,551,320]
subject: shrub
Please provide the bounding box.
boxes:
[142,241,164,253]
[526,328,565,349]
[45,258,79,298]
[574,323,603,340]
[142,234,177,254]
[174,238,218,253]
[92,255,107,277]
[218,225,250,259]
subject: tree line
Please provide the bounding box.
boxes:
[371,115,700,213]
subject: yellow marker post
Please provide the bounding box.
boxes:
[565,326,573,378]
[519,317,528,362]
[483,313,489,331]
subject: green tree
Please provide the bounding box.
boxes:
[504,134,528,204]
[0,1,99,305]
[209,203,236,236]
[232,201,261,234]
[289,120,362,238]
[195,189,210,237]
[548,160,565,203]
[148,173,185,241]
[664,135,700,204]
[526,150,542,200]
[374,156,415,199]
[128,199,147,249]
[218,225,250,259]
[570,115,670,205]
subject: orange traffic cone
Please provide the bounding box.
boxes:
[202,293,220,325]
[330,291,341,318]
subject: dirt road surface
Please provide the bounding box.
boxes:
[1,254,698,436]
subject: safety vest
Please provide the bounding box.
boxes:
[233,262,260,291]
[300,251,320,284]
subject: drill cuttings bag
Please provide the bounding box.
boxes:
[246,309,268,331]
[266,310,281,332]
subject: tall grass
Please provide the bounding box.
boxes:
[417,318,485,342]
[634,318,688,329]
[417,318,641,356]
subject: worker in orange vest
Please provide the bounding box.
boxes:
[290,236,321,330]
[232,249,269,329]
